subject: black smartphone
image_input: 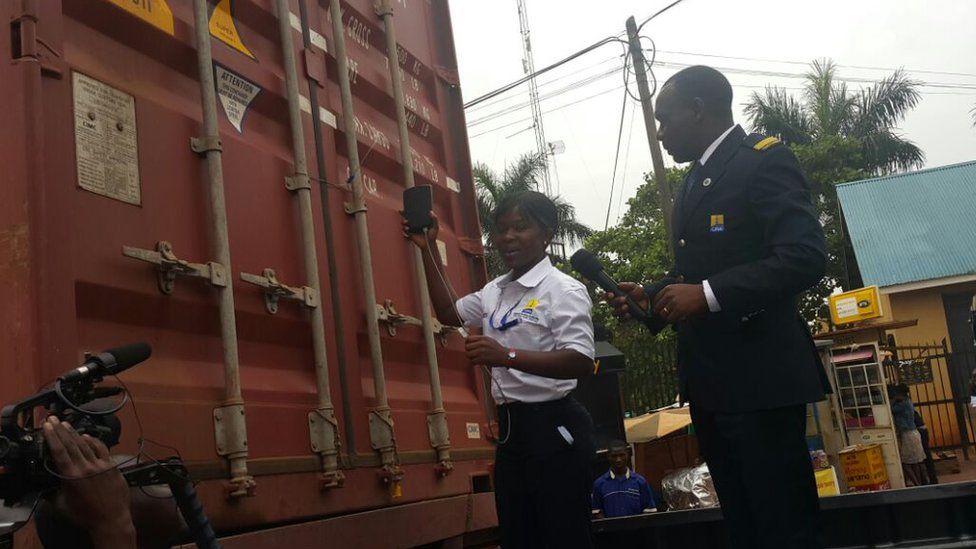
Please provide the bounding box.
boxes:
[403,185,433,233]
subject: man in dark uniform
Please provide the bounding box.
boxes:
[610,65,828,549]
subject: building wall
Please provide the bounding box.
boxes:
[884,282,976,449]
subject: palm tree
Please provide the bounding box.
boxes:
[473,153,592,276]
[745,59,924,175]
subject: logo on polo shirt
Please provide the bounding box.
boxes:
[518,298,543,324]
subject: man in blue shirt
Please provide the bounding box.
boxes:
[592,440,657,519]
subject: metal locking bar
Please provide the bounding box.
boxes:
[240,268,318,314]
[376,301,464,346]
[122,241,227,295]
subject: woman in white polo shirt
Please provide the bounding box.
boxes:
[405,190,596,548]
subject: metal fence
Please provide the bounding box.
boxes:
[885,339,976,458]
[620,338,679,416]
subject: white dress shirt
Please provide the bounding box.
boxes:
[698,124,738,313]
[456,257,595,403]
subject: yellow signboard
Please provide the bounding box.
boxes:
[209,0,256,59]
[107,0,174,35]
[829,285,883,326]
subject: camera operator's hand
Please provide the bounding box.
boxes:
[44,416,136,549]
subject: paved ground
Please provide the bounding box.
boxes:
[937,450,976,483]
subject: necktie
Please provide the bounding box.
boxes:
[676,161,702,212]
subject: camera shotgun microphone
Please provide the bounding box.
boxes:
[59,343,152,384]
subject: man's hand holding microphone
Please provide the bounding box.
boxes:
[569,249,707,327]
[606,281,708,324]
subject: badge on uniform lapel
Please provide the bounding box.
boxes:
[701,177,712,188]
[709,214,725,233]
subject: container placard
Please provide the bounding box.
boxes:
[73,73,141,205]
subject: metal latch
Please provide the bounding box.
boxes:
[122,241,227,295]
[376,300,417,336]
[240,268,318,314]
[377,300,461,345]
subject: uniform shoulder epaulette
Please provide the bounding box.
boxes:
[753,136,780,150]
[742,133,782,152]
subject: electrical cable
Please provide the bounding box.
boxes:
[421,230,512,444]
[469,84,626,139]
[636,0,691,33]
[53,380,129,417]
[467,63,627,127]
[605,78,631,230]
[615,101,638,223]
[466,52,626,114]
[654,48,976,79]
[465,36,627,109]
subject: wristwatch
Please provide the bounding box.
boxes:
[506,349,517,365]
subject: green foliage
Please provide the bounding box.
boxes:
[746,58,924,175]
[791,136,869,322]
[583,169,688,415]
[746,58,926,322]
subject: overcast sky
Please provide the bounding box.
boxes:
[449,0,976,230]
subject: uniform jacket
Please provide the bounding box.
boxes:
[647,125,830,412]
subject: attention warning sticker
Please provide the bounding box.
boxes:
[73,73,141,205]
[106,0,174,35]
[215,64,261,133]
[209,0,255,59]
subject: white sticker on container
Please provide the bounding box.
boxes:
[298,95,338,129]
[834,297,858,320]
[289,12,328,51]
[466,423,481,439]
[215,64,261,134]
[436,240,448,266]
[73,72,141,205]
[446,176,460,193]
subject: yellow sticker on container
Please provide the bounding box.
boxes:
[107,0,175,35]
[209,0,256,59]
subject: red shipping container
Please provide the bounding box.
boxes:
[0,0,495,543]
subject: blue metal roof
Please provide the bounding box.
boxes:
[836,160,976,288]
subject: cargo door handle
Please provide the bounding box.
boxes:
[122,241,227,294]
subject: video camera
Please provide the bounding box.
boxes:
[0,343,150,504]
[0,343,221,548]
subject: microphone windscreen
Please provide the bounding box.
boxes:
[106,342,152,370]
[570,249,604,279]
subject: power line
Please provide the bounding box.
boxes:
[467,64,625,127]
[636,0,691,32]
[464,36,626,109]
[464,0,690,110]
[653,60,976,91]
[656,49,976,79]
[469,84,625,139]
[615,102,638,222]
[605,76,631,230]
[466,51,625,114]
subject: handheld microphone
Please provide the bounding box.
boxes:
[59,343,152,384]
[570,250,650,321]
[571,250,667,334]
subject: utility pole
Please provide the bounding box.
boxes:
[517,0,552,194]
[626,16,673,251]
